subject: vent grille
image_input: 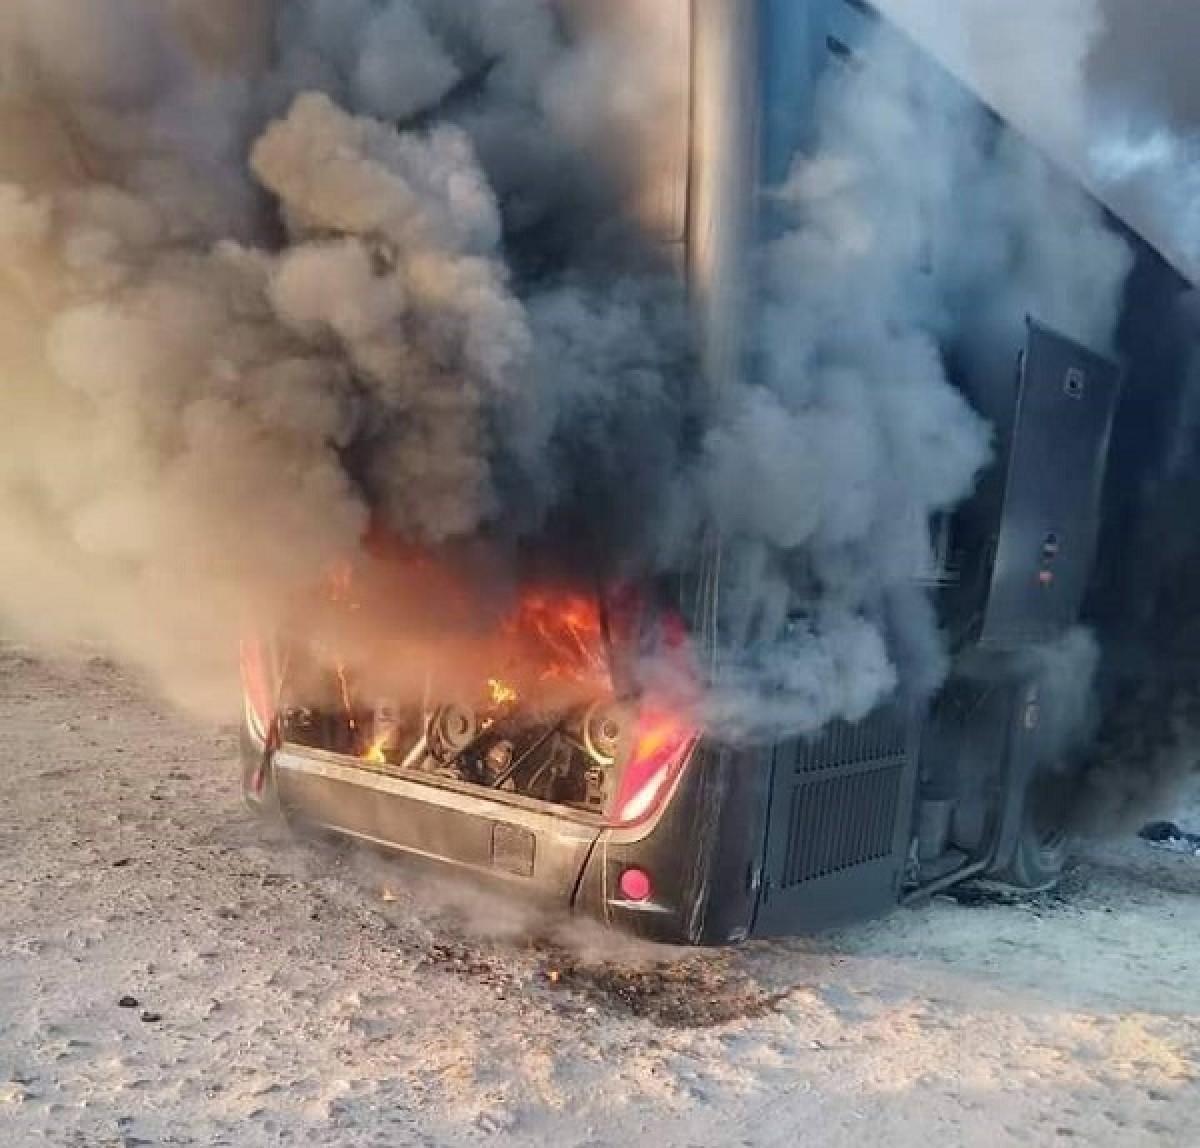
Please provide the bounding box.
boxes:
[793,710,908,773]
[781,763,904,887]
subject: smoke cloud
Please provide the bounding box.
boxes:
[874,0,1103,158]
[0,0,692,715]
[693,21,1129,738]
[1090,124,1200,281]
[0,0,1135,745]
[879,0,1200,283]
[1069,665,1200,835]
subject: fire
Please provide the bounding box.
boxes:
[312,544,629,752]
[312,559,365,736]
[488,677,519,707]
[363,734,390,764]
[505,590,610,689]
[282,546,703,830]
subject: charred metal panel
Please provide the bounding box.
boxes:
[272,749,599,900]
[979,321,1123,647]
[754,704,919,934]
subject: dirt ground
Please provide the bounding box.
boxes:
[1,643,1197,1148]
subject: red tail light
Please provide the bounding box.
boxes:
[608,705,697,828]
[239,635,274,743]
[603,590,700,828]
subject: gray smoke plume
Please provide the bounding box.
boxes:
[1022,627,1102,766]
[879,0,1200,282]
[874,0,1102,157]
[1088,0,1200,282]
[1064,309,1200,835]
[0,0,1135,745]
[1069,663,1200,836]
[1091,0,1200,127]
[875,0,1200,824]
[1090,124,1200,281]
[691,21,1129,739]
[0,0,692,715]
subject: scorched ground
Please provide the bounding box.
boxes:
[1,642,1196,1148]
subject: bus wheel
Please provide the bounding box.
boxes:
[987,770,1072,892]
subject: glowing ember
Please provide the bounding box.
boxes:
[362,732,390,764]
[488,677,519,707]
[630,710,686,765]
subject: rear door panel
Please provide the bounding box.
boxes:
[980,321,1124,647]
[753,704,919,934]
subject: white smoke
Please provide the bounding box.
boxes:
[873,0,1102,158]
[1022,626,1102,763]
[879,0,1200,285]
[1090,124,1200,281]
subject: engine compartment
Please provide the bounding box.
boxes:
[269,550,698,823]
[280,672,631,817]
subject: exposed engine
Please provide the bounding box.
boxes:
[272,555,665,818]
[281,682,630,815]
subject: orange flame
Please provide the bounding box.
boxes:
[488,677,519,707]
[363,732,390,764]
[505,590,609,689]
[316,547,619,731]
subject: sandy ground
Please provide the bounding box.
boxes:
[1,643,1197,1148]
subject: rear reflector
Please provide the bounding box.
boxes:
[618,867,653,902]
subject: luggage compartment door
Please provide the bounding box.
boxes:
[979,320,1124,647]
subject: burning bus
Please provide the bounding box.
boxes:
[239,0,1199,943]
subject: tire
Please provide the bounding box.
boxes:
[985,769,1072,892]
